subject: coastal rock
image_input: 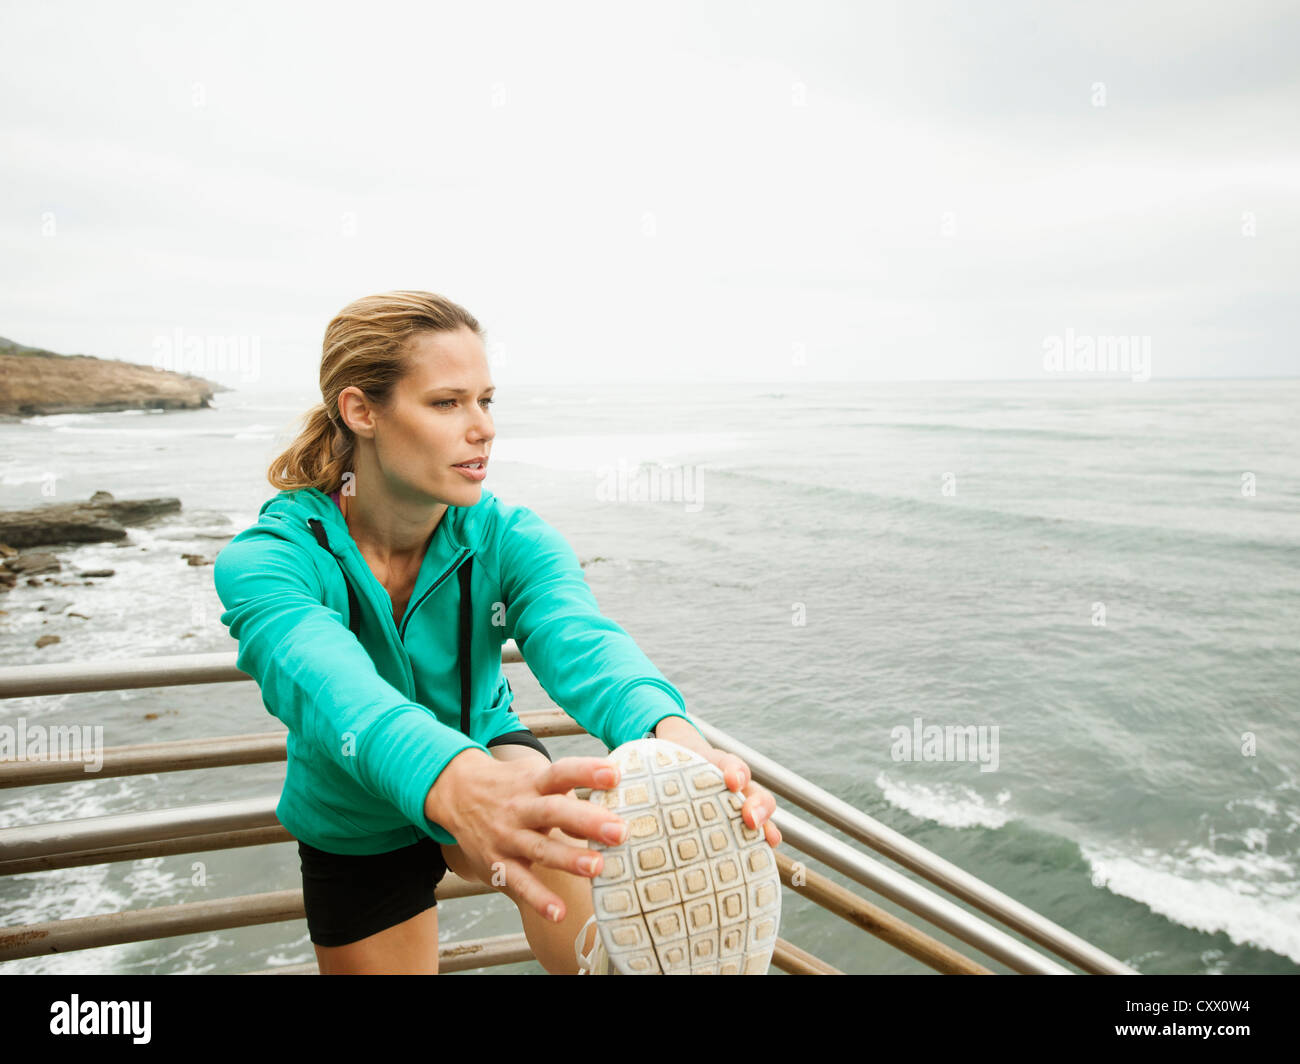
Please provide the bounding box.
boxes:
[34,634,61,649]
[0,492,181,549]
[5,551,61,574]
[0,335,226,417]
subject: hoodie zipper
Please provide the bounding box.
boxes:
[305,505,472,701]
[398,546,472,643]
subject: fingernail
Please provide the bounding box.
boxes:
[578,855,601,876]
[751,806,765,828]
[547,903,562,923]
[594,767,617,788]
[601,820,626,844]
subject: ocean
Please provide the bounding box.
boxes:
[1,378,1297,974]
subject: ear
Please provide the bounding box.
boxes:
[337,387,378,438]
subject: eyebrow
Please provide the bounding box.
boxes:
[423,386,496,396]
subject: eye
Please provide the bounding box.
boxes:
[432,399,456,408]
[481,397,495,408]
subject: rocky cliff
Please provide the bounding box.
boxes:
[0,336,225,417]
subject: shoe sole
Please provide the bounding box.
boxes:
[588,738,781,974]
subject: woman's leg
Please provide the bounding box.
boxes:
[303,836,447,975]
[312,905,440,975]
[441,742,597,974]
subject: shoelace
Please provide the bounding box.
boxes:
[575,914,601,975]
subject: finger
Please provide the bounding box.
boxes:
[535,756,621,795]
[523,791,628,846]
[743,785,777,831]
[511,828,606,879]
[498,858,569,923]
[705,750,751,792]
[763,820,782,848]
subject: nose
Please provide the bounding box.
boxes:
[471,404,494,446]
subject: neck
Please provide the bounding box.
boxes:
[337,483,447,567]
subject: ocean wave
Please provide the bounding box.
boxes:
[874,771,1014,829]
[1082,841,1300,964]
[18,412,103,427]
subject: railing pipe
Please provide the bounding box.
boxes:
[770,939,842,975]
[0,796,280,864]
[0,826,294,877]
[0,644,524,699]
[0,877,494,962]
[0,711,585,789]
[244,934,537,975]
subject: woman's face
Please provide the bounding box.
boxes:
[344,326,495,507]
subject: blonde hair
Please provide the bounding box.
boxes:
[267,290,484,493]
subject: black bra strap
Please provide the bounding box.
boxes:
[307,518,361,638]
[310,516,476,740]
[457,555,473,735]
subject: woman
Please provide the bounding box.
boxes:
[214,290,780,974]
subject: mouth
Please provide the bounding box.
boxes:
[452,456,488,481]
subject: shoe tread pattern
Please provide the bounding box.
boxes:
[589,738,780,975]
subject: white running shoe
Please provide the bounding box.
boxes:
[586,737,781,974]
[574,914,611,975]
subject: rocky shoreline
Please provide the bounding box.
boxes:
[0,491,181,550]
[0,335,226,418]
[0,491,229,651]
[0,491,212,596]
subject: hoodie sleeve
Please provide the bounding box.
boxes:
[213,527,486,845]
[494,503,705,750]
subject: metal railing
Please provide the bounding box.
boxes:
[0,647,1137,974]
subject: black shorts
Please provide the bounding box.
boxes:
[297,729,551,948]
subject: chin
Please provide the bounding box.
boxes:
[445,478,484,502]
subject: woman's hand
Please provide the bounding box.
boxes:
[653,716,781,848]
[423,749,627,924]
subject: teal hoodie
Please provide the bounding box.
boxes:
[213,486,700,855]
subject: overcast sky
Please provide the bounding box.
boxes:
[2,0,1297,388]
